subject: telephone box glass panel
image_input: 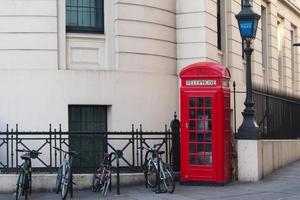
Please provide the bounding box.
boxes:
[188,96,212,166]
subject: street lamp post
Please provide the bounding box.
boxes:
[235,0,261,139]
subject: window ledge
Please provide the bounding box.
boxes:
[66,33,105,40]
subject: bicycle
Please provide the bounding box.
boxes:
[53,147,79,200]
[92,153,112,196]
[140,143,175,193]
[16,149,42,200]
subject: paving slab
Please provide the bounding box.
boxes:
[2,160,300,200]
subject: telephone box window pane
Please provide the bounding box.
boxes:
[190,144,197,153]
[189,109,196,119]
[197,156,204,165]
[206,109,212,119]
[205,132,212,142]
[206,97,212,107]
[205,153,212,165]
[189,97,196,107]
[198,132,204,142]
[189,132,196,142]
[197,109,204,119]
[189,120,196,130]
[190,155,196,165]
[197,144,204,153]
[206,144,212,152]
[207,121,212,131]
[198,121,205,131]
[197,98,204,107]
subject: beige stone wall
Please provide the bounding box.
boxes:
[176,0,300,128]
[115,0,176,74]
[176,0,219,72]
[261,140,300,178]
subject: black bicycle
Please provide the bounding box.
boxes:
[141,143,175,193]
[92,153,112,196]
[53,147,79,200]
[16,149,42,200]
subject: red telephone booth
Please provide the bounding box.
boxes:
[179,62,232,184]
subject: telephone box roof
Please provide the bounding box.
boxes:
[179,62,231,79]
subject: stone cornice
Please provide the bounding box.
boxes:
[279,0,300,16]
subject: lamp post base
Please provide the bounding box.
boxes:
[237,140,262,181]
[237,111,260,140]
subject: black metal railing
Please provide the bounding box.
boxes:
[253,85,300,139]
[0,124,179,174]
[233,81,300,139]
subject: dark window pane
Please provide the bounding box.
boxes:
[189,109,196,119]
[66,0,104,33]
[217,0,221,50]
[205,132,212,142]
[190,155,196,165]
[206,97,212,107]
[198,97,204,107]
[207,121,212,131]
[197,144,204,153]
[189,144,197,153]
[197,155,204,165]
[197,132,204,142]
[189,97,196,107]
[189,120,196,130]
[68,105,107,170]
[206,144,212,152]
[206,109,212,119]
[197,109,204,119]
[205,153,212,165]
[198,121,205,131]
[189,132,196,142]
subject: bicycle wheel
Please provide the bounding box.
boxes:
[24,175,29,200]
[161,163,175,193]
[101,171,111,196]
[61,167,70,200]
[55,166,62,193]
[145,159,158,188]
[92,174,100,192]
[16,172,25,200]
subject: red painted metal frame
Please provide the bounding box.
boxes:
[179,62,232,184]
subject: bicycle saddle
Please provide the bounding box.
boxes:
[158,151,165,155]
[67,151,79,156]
[20,151,40,160]
[21,153,31,160]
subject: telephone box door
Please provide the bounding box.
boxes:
[181,91,217,181]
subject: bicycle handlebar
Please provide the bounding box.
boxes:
[17,149,42,154]
[53,147,79,156]
[137,143,164,152]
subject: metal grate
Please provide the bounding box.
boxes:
[253,85,300,139]
[66,0,104,33]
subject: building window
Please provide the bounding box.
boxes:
[261,5,268,85]
[277,19,284,88]
[291,26,297,91]
[66,0,104,33]
[217,0,221,50]
[69,105,107,169]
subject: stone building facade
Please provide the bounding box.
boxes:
[0,0,299,134]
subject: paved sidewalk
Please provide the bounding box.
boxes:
[2,161,300,200]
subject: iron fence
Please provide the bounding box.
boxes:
[233,82,300,139]
[253,85,300,139]
[0,124,178,174]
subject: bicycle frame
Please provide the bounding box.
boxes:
[54,147,78,200]
[60,156,70,187]
[16,149,41,200]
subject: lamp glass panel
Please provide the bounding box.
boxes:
[239,19,254,38]
[252,19,259,37]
